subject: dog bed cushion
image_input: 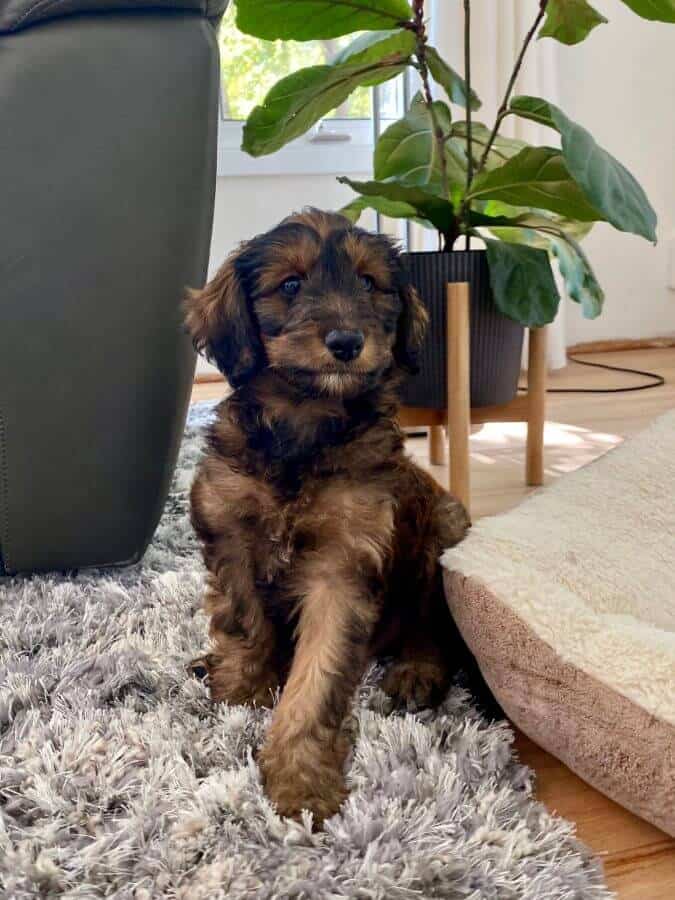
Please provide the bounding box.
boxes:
[442,408,675,836]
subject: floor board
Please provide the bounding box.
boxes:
[191,348,675,898]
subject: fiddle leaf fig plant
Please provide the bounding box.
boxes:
[234,0,669,328]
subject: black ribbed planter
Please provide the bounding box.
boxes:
[401,250,525,409]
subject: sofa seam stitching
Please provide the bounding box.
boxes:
[14,0,63,29]
[12,0,213,30]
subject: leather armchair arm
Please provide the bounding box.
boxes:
[0,0,228,33]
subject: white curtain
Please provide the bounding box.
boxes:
[417,0,568,369]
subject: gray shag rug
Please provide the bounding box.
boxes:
[0,404,612,899]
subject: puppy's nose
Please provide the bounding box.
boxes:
[324,329,364,361]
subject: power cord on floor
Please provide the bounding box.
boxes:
[519,353,666,395]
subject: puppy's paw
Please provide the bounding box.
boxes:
[188,653,278,708]
[382,659,450,709]
[258,745,347,828]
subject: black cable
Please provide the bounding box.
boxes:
[519,353,665,395]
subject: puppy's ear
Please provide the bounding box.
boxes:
[184,246,264,387]
[393,280,428,374]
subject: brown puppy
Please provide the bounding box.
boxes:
[185,209,469,826]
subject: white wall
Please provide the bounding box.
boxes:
[557,0,675,344]
[208,173,372,273]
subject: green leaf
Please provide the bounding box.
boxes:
[425,46,481,110]
[339,194,425,224]
[332,29,416,81]
[484,226,553,251]
[470,205,603,319]
[339,195,435,231]
[484,239,561,327]
[235,0,414,40]
[451,121,527,170]
[469,208,587,238]
[476,200,595,242]
[468,209,541,230]
[481,224,603,320]
[539,0,607,45]
[551,237,605,318]
[466,146,605,221]
[618,0,675,22]
[471,212,582,253]
[508,95,556,129]
[338,177,457,243]
[556,110,658,242]
[374,93,466,193]
[242,58,407,156]
[509,96,658,241]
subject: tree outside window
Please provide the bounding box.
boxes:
[218,4,402,121]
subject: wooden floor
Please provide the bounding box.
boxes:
[191,348,675,899]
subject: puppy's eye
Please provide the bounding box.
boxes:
[280,276,302,297]
[359,274,375,292]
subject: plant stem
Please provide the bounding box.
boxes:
[463,0,472,251]
[412,0,453,247]
[474,0,549,177]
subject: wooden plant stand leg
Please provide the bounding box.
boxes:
[447,282,471,515]
[526,326,547,486]
[429,425,446,465]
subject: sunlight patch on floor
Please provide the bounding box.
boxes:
[471,421,623,477]
[471,420,623,451]
[408,421,623,480]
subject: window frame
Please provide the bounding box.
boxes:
[216,37,406,177]
[217,114,377,177]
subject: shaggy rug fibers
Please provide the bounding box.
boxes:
[0,404,612,899]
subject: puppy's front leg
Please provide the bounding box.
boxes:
[258,567,376,825]
[197,559,279,708]
[259,484,394,826]
[190,464,280,708]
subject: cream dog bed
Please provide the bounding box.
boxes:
[442,408,675,836]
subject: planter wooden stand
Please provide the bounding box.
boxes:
[398,282,547,516]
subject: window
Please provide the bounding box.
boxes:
[217,4,404,177]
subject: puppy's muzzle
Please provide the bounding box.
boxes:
[324,329,365,362]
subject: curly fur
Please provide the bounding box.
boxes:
[185,209,471,825]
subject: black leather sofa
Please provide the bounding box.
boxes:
[0,0,227,574]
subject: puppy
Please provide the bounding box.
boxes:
[185,209,470,825]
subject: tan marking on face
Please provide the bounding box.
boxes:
[355,336,381,371]
[255,295,289,320]
[342,233,393,288]
[266,328,388,388]
[255,234,320,295]
[265,329,333,371]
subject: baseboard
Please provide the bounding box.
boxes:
[195,372,225,384]
[567,337,675,354]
